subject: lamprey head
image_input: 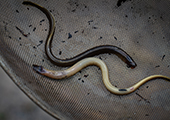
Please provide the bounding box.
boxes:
[126,59,137,69]
[33,64,46,74]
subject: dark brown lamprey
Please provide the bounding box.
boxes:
[22,1,137,68]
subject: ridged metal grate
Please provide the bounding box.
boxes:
[0,0,170,119]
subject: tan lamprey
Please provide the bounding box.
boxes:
[33,58,170,95]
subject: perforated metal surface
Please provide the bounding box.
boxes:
[0,0,170,119]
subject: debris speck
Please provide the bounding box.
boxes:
[74,30,78,33]
[114,36,117,40]
[68,33,72,39]
[59,51,62,55]
[16,10,19,13]
[162,55,165,61]
[40,19,45,22]
[99,36,103,39]
[92,26,98,29]
[88,20,93,25]
[33,27,36,31]
[84,74,89,77]
[155,65,160,68]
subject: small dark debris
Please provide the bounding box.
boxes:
[76,3,79,7]
[136,93,150,104]
[61,41,65,43]
[168,65,170,67]
[15,26,29,37]
[16,10,19,13]
[20,44,22,46]
[99,36,103,39]
[92,26,98,29]
[42,59,44,62]
[162,55,165,61]
[33,27,36,31]
[8,36,11,39]
[160,16,163,19]
[125,15,128,17]
[45,29,47,31]
[74,30,78,33]
[37,40,43,47]
[68,33,72,39]
[88,20,93,25]
[99,111,102,113]
[155,65,160,68]
[87,93,90,95]
[72,9,76,12]
[3,21,6,24]
[79,71,82,73]
[39,40,43,44]
[78,78,81,80]
[99,57,102,60]
[84,74,89,78]
[145,114,149,116]
[114,36,117,40]
[59,51,62,55]
[82,80,84,83]
[40,19,45,23]
[117,0,128,7]
[33,46,36,49]
[29,25,32,27]
[19,37,21,40]
[27,7,29,10]
[146,86,149,88]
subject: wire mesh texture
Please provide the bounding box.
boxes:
[0,0,170,119]
[0,67,55,120]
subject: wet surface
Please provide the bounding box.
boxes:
[0,0,170,119]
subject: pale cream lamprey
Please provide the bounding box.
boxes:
[33,58,170,95]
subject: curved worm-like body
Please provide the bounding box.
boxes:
[22,1,137,68]
[33,57,170,95]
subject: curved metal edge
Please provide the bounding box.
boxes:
[0,55,69,120]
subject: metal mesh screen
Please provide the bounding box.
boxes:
[0,0,170,119]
